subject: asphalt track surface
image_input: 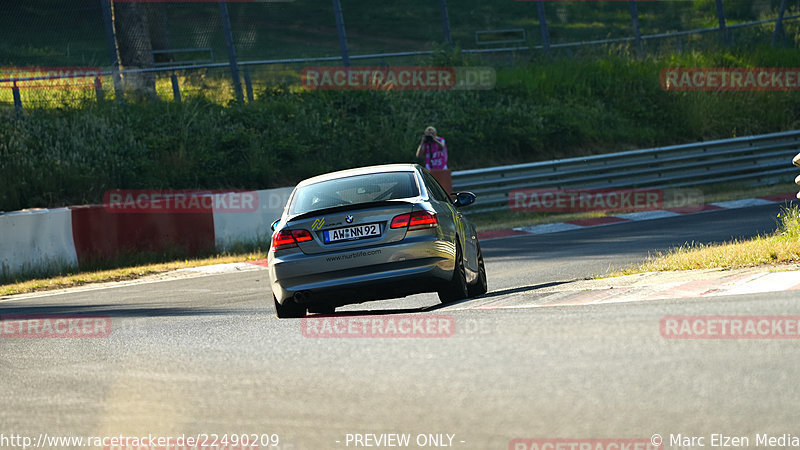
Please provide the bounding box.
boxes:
[1,203,798,450]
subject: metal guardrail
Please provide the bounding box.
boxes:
[453,130,800,214]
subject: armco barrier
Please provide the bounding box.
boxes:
[452,130,800,214]
[0,208,78,278]
[70,205,216,266]
[213,187,293,251]
[4,132,800,279]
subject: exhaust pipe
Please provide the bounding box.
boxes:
[293,290,312,303]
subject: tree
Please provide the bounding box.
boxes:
[112,1,157,99]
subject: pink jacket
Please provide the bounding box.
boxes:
[423,137,448,170]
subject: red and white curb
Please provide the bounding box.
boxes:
[176,259,269,274]
[139,195,797,276]
[477,194,797,241]
[466,268,800,310]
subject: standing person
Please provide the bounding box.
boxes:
[415,126,448,170]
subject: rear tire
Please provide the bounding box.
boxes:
[468,243,488,297]
[274,294,307,319]
[438,241,469,304]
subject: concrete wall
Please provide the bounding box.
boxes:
[0,186,295,278]
[0,208,78,278]
[213,187,293,251]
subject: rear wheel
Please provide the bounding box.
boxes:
[468,243,488,297]
[438,241,469,304]
[274,294,307,319]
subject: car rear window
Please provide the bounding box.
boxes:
[289,171,419,215]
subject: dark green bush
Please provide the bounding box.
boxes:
[3,50,800,211]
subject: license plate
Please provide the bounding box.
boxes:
[323,223,381,243]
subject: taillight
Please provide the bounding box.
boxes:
[408,211,438,230]
[391,211,438,231]
[292,229,313,242]
[272,229,313,250]
[391,214,411,229]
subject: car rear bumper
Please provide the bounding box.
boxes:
[269,235,456,306]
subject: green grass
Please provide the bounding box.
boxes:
[4,47,800,212]
[611,204,800,275]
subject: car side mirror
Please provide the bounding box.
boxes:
[452,191,476,208]
[271,219,281,231]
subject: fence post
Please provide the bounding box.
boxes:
[99,0,124,101]
[12,81,22,113]
[715,0,731,46]
[218,0,244,103]
[170,72,181,103]
[629,0,643,56]
[332,0,351,66]
[244,67,254,102]
[439,0,453,46]
[773,0,788,47]
[537,0,550,52]
[94,75,104,102]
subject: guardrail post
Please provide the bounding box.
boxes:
[100,0,124,102]
[12,81,22,113]
[629,0,643,57]
[715,0,731,46]
[439,0,453,46]
[94,75,104,102]
[170,72,181,103]
[332,0,351,66]
[773,0,788,47]
[536,1,550,52]
[219,0,244,103]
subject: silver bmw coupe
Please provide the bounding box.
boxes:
[268,164,487,318]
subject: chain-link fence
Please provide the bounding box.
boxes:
[1,0,798,109]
